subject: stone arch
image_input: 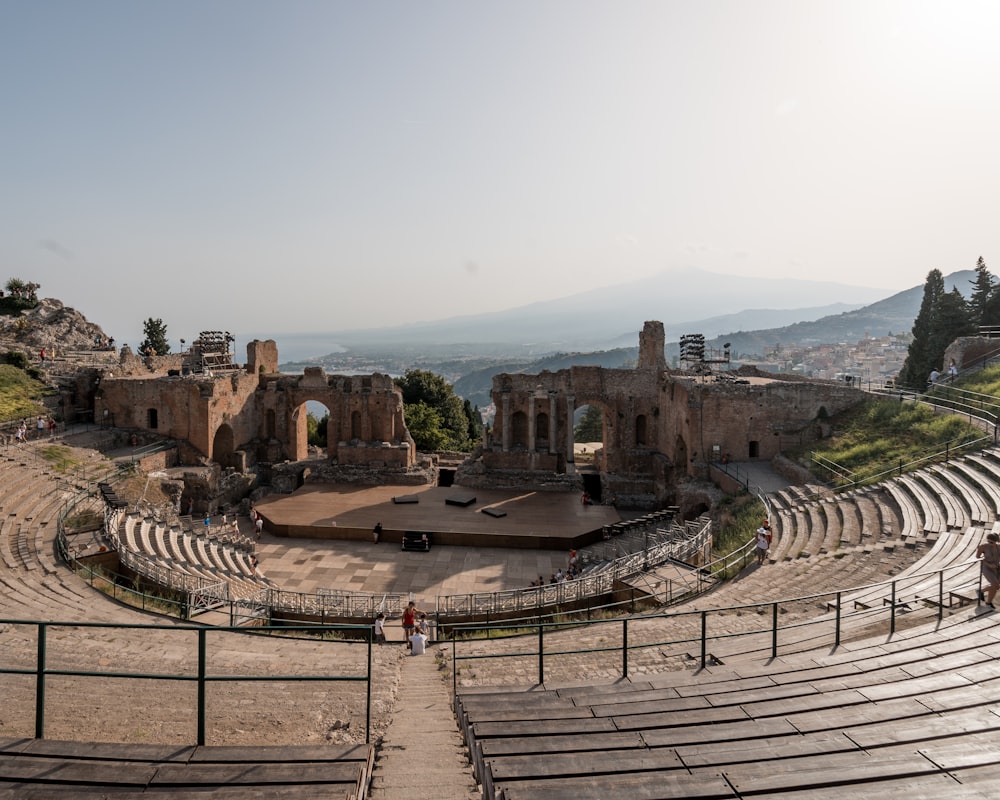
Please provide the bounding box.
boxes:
[213,424,236,469]
[635,414,647,446]
[510,411,528,449]
[535,411,549,451]
[674,434,688,469]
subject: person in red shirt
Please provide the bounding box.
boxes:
[402,600,421,644]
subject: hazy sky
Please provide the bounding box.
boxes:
[3,0,1000,348]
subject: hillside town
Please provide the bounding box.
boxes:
[746,332,912,388]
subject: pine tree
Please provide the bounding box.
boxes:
[138,318,170,356]
[968,256,994,326]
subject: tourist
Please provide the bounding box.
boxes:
[418,612,429,638]
[374,612,386,646]
[409,628,427,656]
[255,515,264,538]
[39,347,45,363]
[203,513,211,530]
[47,417,56,437]
[756,520,772,565]
[372,521,382,544]
[949,359,959,381]
[977,532,1000,609]
[928,368,940,386]
[402,600,420,642]
[36,416,45,439]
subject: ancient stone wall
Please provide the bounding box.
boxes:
[95,341,417,475]
[464,321,865,507]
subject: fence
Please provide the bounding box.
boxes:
[448,559,979,689]
[0,618,375,745]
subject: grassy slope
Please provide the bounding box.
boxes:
[0,363,51,422]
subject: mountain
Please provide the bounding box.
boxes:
[292,267,891,353]
[699,269,975,355]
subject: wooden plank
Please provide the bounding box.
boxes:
[747,773,981,800]
[148,760,363,786]
[0,757,157,786]
[676,731,856,767]
[480,731,644,758]
[494,771,737,800]
[487,746,684,780]
[725,751,940,793]
[640,717,798,747]
[471,717,616,738]
[16,739,195,762]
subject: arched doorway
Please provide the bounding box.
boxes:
[212,424,235,469]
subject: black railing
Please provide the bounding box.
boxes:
[0,618,374,745]
[448,559,979,691]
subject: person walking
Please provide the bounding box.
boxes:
[977,532,1000,609]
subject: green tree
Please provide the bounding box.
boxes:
[396,369,470,451]
[928,288,974,367]
[306,412,328,447]
[899,270,944,389]
[968,256,995,326]
[139,318,170,356]
[574,405,603,442]
[403,401,451,451]
[462,399,484,445]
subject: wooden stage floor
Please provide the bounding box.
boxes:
[255,483,621,550]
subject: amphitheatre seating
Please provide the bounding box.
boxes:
[838,524,982,612]
[915,469,972,530]
[0,738,374,799]
[882,481,923,543]
[894,474,948,534]
[929,463,993,525]
[457,610,1000,799]
[951,459,1000,517]
[111,512,270,600]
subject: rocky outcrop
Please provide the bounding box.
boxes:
[0,298,109,354]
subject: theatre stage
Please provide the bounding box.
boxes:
[254,483,621,550]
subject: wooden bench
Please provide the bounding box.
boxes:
[0,739,373,799]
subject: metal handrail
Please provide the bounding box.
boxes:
[448,558,979,690]
[0,618,374,745]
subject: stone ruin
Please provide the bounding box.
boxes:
[90,322,865,510]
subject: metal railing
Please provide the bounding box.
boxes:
[0,618,375,745]
[449,558,980,690]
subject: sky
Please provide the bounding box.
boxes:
[3,0,1000,350]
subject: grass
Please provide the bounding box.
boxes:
[712,493,766,558]
[37,445,84,472]
[0,363,50,421]
[792,398,986,487]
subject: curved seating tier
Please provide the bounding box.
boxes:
[457,610,1000,799]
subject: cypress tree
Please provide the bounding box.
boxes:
[899,269,944,389]
[968,256,994,326]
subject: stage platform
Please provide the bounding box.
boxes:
[255,483,620,550]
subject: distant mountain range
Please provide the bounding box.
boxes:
[276,267,974,360]
[278,268,976,408]
[286,267,895,355]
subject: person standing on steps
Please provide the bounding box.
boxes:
[402,600,420,644]
[374,612,386,646]
[755,520,772,565]
[977,532,1000,609]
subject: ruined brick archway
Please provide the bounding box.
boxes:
[212,424,236,469]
